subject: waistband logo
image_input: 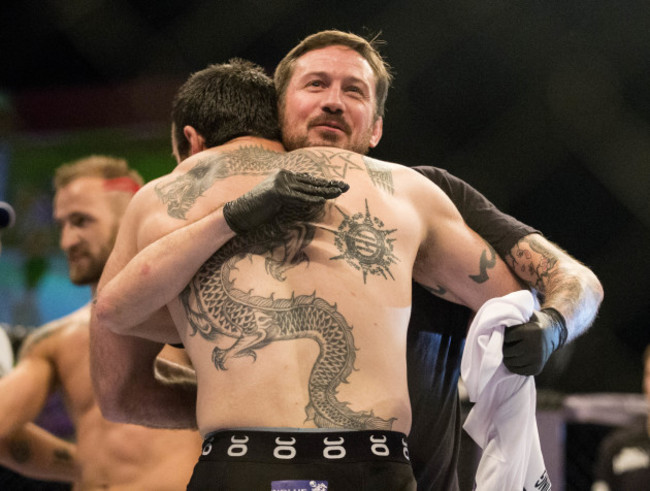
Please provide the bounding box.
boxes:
[227,435,249,457]
[273,436,297,460]
[322,436,346,459]
[370,434,390,456]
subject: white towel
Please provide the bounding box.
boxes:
[0,327,13,377]
[461,290,551,491]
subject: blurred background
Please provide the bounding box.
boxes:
[0,1,648,489]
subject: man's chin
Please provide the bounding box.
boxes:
[284,133,369,154]
[69,274,89,286]
[68,269,99,286]
[310,131,372,154]
[306,134,348,150]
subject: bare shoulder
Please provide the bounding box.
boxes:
[18,305,91,359]
[287,147,421,195]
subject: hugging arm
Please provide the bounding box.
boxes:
[412,179,524,312]
[414,166,604,376]
[90,169,348,426]
[93,169,349,339]
[89,179,209,426]
[502,234,603,375]
[89,318,198,428]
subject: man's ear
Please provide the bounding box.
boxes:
[369,117,383,149]
[183,126,207,155]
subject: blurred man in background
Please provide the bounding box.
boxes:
[0,157,201,489]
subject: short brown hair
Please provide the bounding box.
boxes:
[172,59,281,160]
[54,155,143,191]
[274,30,393,120]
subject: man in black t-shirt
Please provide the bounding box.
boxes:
[274,30,604,490]
[408,167,538,489]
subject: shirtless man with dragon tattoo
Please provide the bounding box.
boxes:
[89,59,523,490]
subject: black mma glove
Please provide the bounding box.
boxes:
[502,307,568,376]
[223,169,349,234]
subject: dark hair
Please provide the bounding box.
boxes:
[274,30,393,120]
[172,58,281,160]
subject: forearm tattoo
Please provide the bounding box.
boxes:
[180,217,396,430]
[506,235,558,292]
[469,240,497,284]
[9,437,73,466]
[8,437,30,463]
[154,146,394,219]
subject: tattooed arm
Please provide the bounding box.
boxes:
[0,424,78,483]
[0,324,64,439]
[506,234,603,343]
[0,325,76,482]
[94,168,347,340]
[499,234,604,375]
[412,175,525,311]
[94,197,236,341]
[412,165,603,374]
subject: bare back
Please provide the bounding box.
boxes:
[134,139,522,437]
[17,305,201,490]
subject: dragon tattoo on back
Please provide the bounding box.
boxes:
[158,146,398,430]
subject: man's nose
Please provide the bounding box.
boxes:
[321,87,344,114]
[59,224,79,251]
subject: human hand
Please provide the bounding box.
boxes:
[223,169,349,234]
[502,308,568,376]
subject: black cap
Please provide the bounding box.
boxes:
[0,201,15,229]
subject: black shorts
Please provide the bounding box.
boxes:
[187,429,416,490]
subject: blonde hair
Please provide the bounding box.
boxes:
[53,155,143,191]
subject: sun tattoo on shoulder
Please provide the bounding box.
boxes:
[326,199,399,283]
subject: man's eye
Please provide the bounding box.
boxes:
[308,80,324,88]
[71,217,88,227]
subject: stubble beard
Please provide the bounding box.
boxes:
[67,232,116,286]
[283,128,371,155]
[280,111,373,155]
[68,252,106,286]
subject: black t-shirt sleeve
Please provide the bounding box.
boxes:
[413,165,540,258]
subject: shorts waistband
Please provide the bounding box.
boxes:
[199,429,411,464]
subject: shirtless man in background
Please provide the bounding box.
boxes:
[0,156,202,489]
